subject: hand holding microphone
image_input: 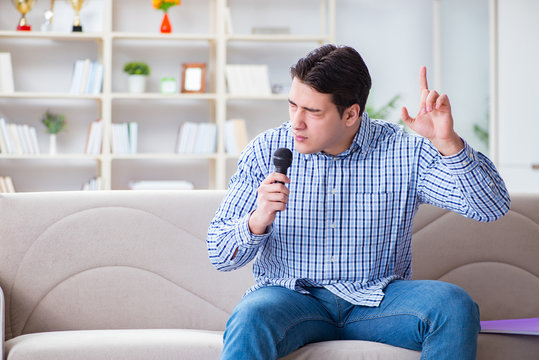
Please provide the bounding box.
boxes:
[248,148,293,235]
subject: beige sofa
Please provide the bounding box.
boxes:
[0,190,538,360]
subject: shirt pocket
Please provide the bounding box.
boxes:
[347,191,397,246]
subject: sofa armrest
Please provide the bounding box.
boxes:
[1,286,4,360]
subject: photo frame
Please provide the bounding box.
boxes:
[181,63,206,93]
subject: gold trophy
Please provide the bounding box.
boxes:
[12,0,37,31]
[69,0,87,32]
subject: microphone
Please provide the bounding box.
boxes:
[273,148,293,184]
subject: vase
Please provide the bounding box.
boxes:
[128,75,147,93]
[160,12,172,33]
[49,134,57,155]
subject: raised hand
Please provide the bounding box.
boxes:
[400,66,464,156]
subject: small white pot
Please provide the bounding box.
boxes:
[128,75,147,94]
[49,134,57,155]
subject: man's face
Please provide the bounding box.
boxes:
[288,77,357,156]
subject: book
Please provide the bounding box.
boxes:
[29,126,40,154]
[224,118,249,155]
[225,65,272,96]
[85,120,103,154]
[128,122,138,154]
[8,124,22,155]
[0,121,7,154]
[4,176,15,193]
[0,176,6,192]
[0,118,14,154]
[0,53,15,93]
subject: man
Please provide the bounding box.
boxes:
[207,44,510,359]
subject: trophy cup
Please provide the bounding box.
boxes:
[69,0,87,32]
[12,0,37,31]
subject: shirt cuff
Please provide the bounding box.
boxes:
[441,140,478,175]
[236,211,272,248]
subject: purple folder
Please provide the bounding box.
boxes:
[480,318,539,335]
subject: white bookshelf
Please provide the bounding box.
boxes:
[0,0,335,191]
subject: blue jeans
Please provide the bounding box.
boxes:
[220,280,480,360]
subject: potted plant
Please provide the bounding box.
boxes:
[41,110,66,155]
[123,62,150,93]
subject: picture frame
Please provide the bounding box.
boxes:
[181,63,206,93]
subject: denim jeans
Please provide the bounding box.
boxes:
[220,280,480,360]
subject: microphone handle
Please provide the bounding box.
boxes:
[274,166,288,185]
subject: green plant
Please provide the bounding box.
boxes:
[41,111,66,134]
[365,94,401,120]
[123,62,150,76]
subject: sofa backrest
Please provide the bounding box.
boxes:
[0,190,252,342]
[412,194,539,321]
[1,191,538,342]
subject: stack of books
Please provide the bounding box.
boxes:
[0,176,15,193]
[70,59,104,95]
[0,118,40,155]
[111,122,137,154]
[175,122,217,154]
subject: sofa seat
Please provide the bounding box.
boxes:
[5,329,224,360]
[5,329,421,360]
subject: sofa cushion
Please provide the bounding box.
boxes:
[5,329,223,360]
[6,330,421,360]
[283,340,421,360]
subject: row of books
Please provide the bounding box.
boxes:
[70,59,104,95]
[0,118,40,155]
[82,176,103,191]
[175,122,217,154]
[111,122,138,154]
[0,176,15,193]
[0,53,14,93]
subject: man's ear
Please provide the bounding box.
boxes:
[344,104,361,127]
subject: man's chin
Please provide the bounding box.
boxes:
[293,141,317,155]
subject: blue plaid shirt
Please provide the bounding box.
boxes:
[207,113,510,306]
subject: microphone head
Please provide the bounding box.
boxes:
[273,148,293,174]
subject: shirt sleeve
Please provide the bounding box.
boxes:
[206,139,272,271]
[417,139,511,222]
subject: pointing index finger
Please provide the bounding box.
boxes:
[419,66,428,92]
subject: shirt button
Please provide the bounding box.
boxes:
[330,222,337,229]
[331,189,338,195]
[330,256,335,262]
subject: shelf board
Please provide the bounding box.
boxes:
[0,154,101,160]
[112,32,217,41]
[226,94,289,101]
[0,92,103,100]
[0,30,103,41]
[110,153,219,160]
[111,93,217,100]
[227,34,329,43]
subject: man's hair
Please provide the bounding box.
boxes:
[290,44,371,118]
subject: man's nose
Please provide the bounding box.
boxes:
[291,109,306,129]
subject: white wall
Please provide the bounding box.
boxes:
[497,0,539,193]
